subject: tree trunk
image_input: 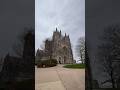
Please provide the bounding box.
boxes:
[110,70,116,88]
[80,51,83,64]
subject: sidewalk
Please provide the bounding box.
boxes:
[35,65,85,90]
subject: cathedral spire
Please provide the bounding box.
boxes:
[68,35,69,38]
[60,30,61,35]
[56,27,57,31]
[65,33,66,37]
[60,30,61,33]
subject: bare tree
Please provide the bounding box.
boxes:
[98,24,120,88]
[40,43,45,50]
[85,42,93,90]
[76,37,85,64]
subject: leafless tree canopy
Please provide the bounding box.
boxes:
[98,24,120,88]
[76,36,85,64]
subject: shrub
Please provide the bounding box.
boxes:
[37,59,57,68]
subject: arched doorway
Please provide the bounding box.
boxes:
[58,57,61,64]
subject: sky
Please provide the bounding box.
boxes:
[35,0,85,61]
[0,0,34,58]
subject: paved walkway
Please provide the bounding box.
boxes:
[35,64,85,90]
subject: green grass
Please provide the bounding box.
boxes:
[63,64,85,69]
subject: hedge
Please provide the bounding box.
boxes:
[37,59,57,68]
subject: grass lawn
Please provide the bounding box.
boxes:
[63,63,85,69]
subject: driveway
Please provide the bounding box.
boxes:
[35,64,85,90]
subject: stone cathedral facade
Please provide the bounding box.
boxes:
[36,28,73,64]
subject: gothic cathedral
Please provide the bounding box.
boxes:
[36,28,73,64]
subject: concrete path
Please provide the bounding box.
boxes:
[35,64,85,90]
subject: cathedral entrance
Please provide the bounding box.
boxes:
[58,57,61,64]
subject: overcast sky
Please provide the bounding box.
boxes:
[35,0,85,61]
[0,0,34,58]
